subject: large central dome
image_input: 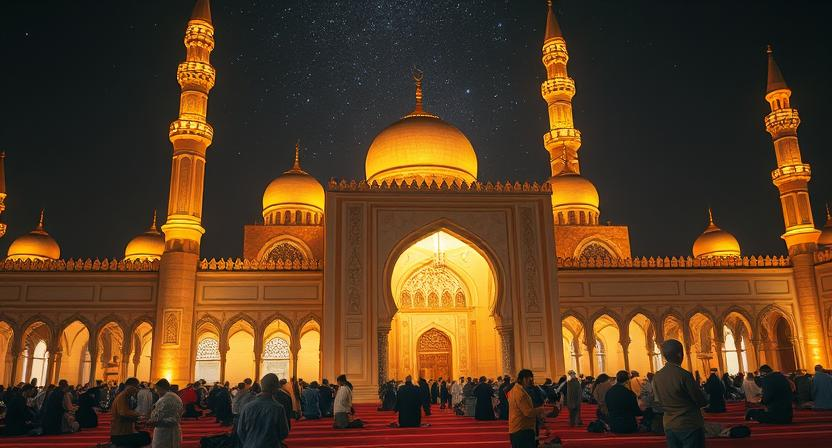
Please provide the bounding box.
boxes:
[365,76,477,185]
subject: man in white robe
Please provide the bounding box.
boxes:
[451,378,464,407]
[148,379,183,448]
[136,383,155,418]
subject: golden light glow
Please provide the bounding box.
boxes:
[692,209,741,258]
[6,211,60,261]
[262,144,324,225]
[124,211,164,262]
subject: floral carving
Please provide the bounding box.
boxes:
[520,208,540,313]
[163,311,179,345]
[346,206,363,314]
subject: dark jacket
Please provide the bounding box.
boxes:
[703,373,726,412]
[396,382,423,427]
[761,372,793,423]
[605,384,642,433]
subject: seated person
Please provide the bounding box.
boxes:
[812,364,832,410]
[42,380,79,435]
[745,365,793,424]
[76,387,99,428]
[110,378,151,447]
[2,385,35,436]
[703,369,726,413]
[178,383,202,419]
[605,370,642,434]
[743,372,763,405]
[302,381,322,419]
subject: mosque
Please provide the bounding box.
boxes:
[1,0,831,402]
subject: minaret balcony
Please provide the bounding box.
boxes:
[177,61,216,90]
[169,118,214,144]
[543,128,582,149]
[764,108,800,135]
[541,78,575,100]
[771,163,811,184]
[185,24,215,49]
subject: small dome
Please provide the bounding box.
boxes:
[550,173,599,209]
[262,144,325,225]
[692,210,741,258]
[124,212,164,262]
[365,75,477,186]
[6,211,60,261]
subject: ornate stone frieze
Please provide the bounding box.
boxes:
[346,205,363,314]
[520,207,541,313]
[0,258,159,272]
[557,255,790,269]
[198,257,321,271]
[328,178,551,194]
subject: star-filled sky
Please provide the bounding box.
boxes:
[1,0,830,259]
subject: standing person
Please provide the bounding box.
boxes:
[473,376,495,420]
[440,379,450,409]
[110,378,151,447]
[564,370,583,427]
[302,381,322,419]
[76,386,99,429]
[451,378,463,407]
[605,371,642,434]
[136,383,155,418]
[394,376,424,427]
[591,374,612,421]
[652,339,707,448]
[42,380,78,435]
[745,365,793,424]
[812,364,832,410]
[497,376,512,420]
[703,368,726,413]
[418,377,431,416]
[148,379,184,448]
[430,379,440,405]
[333,374,362,429]
[236,373,290,448]
[507,369,546,448]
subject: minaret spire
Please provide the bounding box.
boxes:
[150,209,158,231]
[191,0,212,24]
[766,45,788,93]
[707,208,715,226]
[540,2,581,176]
[36,209,45,231]
[413,68,424,114]
[293,139,302,171]
[544,0,562,42]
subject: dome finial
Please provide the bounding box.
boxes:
[707,207,714,225]
[293,139,301,170]
[826,202,831,221]
[558,149,575,175]
[151,209,158,231]
[413,67,424,114]
[37,209,45,231]
[544,0,563,41]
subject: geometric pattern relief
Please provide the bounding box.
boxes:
[265,242,306,263]
[263,337,290,360]
[417,328,452,352]
[163,311,179,345]
[578,242,613,259]
[400,264,466,310]
[195,338,220,360]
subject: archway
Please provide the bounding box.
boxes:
[97,322,125,383]
[127,322,153,382]
[417,328,452,380]
[225,320,255,384]
[688,313,717,375]
[57,321,90,386]
[195,337,221,383]
[561,315,589,374]
[0,321,13,385]
[387,230,499,380]
[593,314,622,375]
[297,320,321,382]
[773,317,797,373]
[20,321,51,385]
[262,319,292,381]
[628,313,657,374]
[758,309,798,373]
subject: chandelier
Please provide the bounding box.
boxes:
[432,232,446,269]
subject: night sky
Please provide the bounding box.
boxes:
[1,0,830,259]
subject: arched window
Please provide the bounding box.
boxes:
[265,241,306,263]
[578,242,614,259]
[261,337,291,380]
[723,326,740,374]
[652,341,664,371]
[595,339,605,374]
[28,341,49,384]
[399,264,467,310]
[195,338,221,383]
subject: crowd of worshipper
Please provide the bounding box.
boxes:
[0,357,830,448]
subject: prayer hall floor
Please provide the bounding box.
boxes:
[0,402,829,447]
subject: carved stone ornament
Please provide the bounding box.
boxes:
[346,206,363,314]
[520,208,540,313]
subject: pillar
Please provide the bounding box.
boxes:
[48,351,62,384]
[585,343,595,376]
[497,326,515,376]
[620,338,631,373]
[377,326,390,385]
[714,339,725,374]
[87,339,98,386]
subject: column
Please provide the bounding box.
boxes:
[253,338,262,382]
[132,353,142,378]
[377,326,390,385]
[9,349,20,384]
[585,343,595,377]
[573,352,582,375]
[219,343,229,384]
[48,351,62,384]
[750,339,762,371]
[87,339,98,386]
[684,342,694,373]
[620,338,631,373]
[714,339,725,374]
[121,346,131,381]
[496,326,514,376]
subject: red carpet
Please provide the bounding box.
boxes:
[1,402,829,447]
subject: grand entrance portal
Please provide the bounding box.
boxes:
[387,230,500,380]
[417,328,452,379]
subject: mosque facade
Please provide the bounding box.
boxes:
[1,0,831,402]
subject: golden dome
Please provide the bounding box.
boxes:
[692,209,741,258]
[365,74,477,185]
[551,173,599,209]
[6,211,60,261]
[819,205,832,247]
[124,211,164,262]
[262,143,325,225]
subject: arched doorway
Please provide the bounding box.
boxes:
[387,230,499,380]
[417,328,452,380]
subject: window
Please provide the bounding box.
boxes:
[195,338,221,383]
[265,242,306,263]
[578,242,614,259]
[399,264,467,310]
[595,339,605,373]
[262,337,290,380]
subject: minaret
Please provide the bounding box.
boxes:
[764,46,820,250]
[764,46,828,366]
[0,152,6,239]
[152,0,216,384]
[541,0,581,176]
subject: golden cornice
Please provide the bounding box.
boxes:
[764,108,800,135]
[177,61,216,90]
[557,255,790,270]
[169,119,214,143]
[1,258,159,272]
[327,178,552,194]
[199,257,322,271]
[771,163,811,185]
